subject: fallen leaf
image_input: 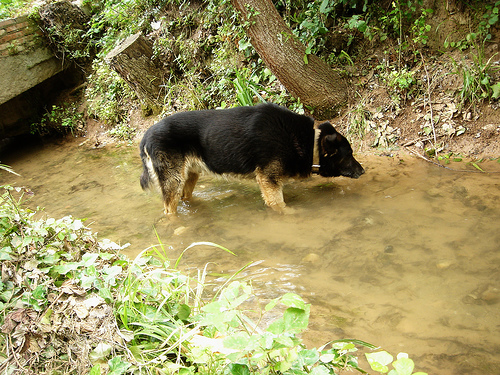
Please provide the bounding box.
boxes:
[83,295,105,309]
[74,303,90,319]
[61,279,86,296]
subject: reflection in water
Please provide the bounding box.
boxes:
[1,137,499,374]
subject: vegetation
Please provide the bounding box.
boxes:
[6,0,494,151]
[1,1,498,372]
[0,182,427,374]
[30,103,84,137]
[0,0,37,19]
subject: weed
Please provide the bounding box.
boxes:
[85,60,136,124]
[0,165,19,176]
[477,1,500,42]
[291,0,334,57]
[108,121,136,141]
[31,103,84,136]
[346,100,373,139]
[450,38,500,111]
[233,69,267,106]
[378,65,418,104]
[444,2,499,50]
[410,7,433,46]
[0,0,37,19]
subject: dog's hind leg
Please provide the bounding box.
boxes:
[155,154,185,217]
[256,163,287,213]
[181,172,199,201]
[160,179,183,216]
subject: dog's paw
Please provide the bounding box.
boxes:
[282,206,297,215]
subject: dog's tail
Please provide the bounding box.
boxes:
[140,146,160,191]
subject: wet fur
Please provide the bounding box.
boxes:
[140,103,364,216]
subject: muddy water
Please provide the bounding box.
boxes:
[1,137,500,374]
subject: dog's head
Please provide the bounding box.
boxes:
[317,122,365,179]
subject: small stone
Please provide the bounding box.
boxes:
[301,253,320,264]
[436,261,451,269]
[427,188,442,197]
[174,226,188,236]
[384,245,394,253]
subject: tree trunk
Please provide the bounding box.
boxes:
[231,0,348,119]
[105,33,164,114]
[38,0,93,68]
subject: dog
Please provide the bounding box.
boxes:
[140,103,364,216]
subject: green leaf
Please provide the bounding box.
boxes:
[32,285,46,299]
[99,287,113,303]
[82,253,99,266]
[103,265,122,286]
[298,348,320,366]
[283,307,309,333]
[52,263,79,275]
[280,293,307,310]
[274,334,294,348]
[303,54,309,65]
[89,364,101,375]
[471,162,484,172]
[332,338,378,349]
[393,357,414,375]
[224,332,259,351]
[0,247,12,260]
[491,82,500,99]
[265,298,279,311]
[366,351,393,373]
[40,308,52,325]
[89,342,112,362]
[310,365,331,375]
[99,252,115,260]
[108,356,131,375]
[267,317,285,335]
[319,0,331,14]
[176,303,191,320]
[228,363,250,375]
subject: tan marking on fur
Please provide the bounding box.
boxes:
[182,172,199,200]
[159,155,207,217]
[143,146,160,190]
[255,161,286,213]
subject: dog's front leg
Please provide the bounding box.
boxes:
[256,167,287,213]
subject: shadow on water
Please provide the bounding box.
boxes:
[1,137,500,374]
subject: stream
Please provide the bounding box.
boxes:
[1,136,499,374]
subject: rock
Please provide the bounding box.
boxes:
[384,245,394,253]
[173,226,188,236]
[426,188,442,198]
[436,260,452,269]
[301,253,320,264]
[463,284,500,305]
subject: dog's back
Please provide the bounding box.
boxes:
[140,104,315,180]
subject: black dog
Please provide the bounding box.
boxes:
[140,103,364,216]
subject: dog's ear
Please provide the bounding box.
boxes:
[321,127,343,156]
[321,133,340,156]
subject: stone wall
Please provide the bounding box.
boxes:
[0,15,65,106]
[0,15,40,57]
[0,15,73,138]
